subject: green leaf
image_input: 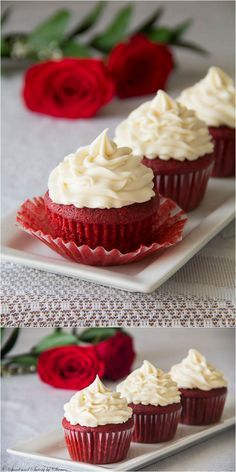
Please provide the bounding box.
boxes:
[33,331,78,354]
[5,354,38,367]
[1,33,29,58]
[1,38,11,57]
[0,328,5,342]
[62,39,91,57]
[170,19,193,42]
[173,40,209,55]
[1,328,20,359]
[67,2,106,38]
[26,9,71,53]
[135,6,164,34]
[1,7,11,26]
[79,328,120,344]
[91,5,133,53]
[147,27,173,43]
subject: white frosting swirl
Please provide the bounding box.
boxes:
[114,91,213,161]
[117,360,181,406]
[169,349,228,391]
[48,129,154,209]
[178,67,236,128]
[64,376,132,427]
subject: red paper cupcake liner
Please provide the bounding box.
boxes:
[16,196,187,266]
[63,418,134,464]
[209,127,235,177]
[154,163,214,212]
[180,387,227,425]
[130,403,182,443]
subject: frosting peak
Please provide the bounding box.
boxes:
[178,67,235,127]
[48,129,155,209]
[206,67,233,89]
[169,349,228,391]
[117,360,181,407]
[139,359,158,375]
[64,376,132,427]
[90,128,116,158]
[115,91,213,161]
[85,375,106,393]
[150,90,177,114]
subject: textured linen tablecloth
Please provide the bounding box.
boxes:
[1,1,235,326]
[1,328,235,472]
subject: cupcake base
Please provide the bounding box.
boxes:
[44,191,160,253]
[62,417,134,464]
[143,153,214,212]
[209,126,235,177]
[129,402,182,443]
[179,387,227,425]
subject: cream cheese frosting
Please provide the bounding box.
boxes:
[117,360,181,406]
[178,67,236,128]
[114,90,213,161]
[169,349,228,391]
[64,376,133,427]
[48,129,155,209]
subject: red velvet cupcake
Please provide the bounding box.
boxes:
[170,349,228,426]
[46,129,159,252]
[63,376,133,464]
[117,360,181,443]
[115,91,214,212]
[179,67,235,178]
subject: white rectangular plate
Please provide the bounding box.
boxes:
[7,399,235,472]
[1,178,235,293]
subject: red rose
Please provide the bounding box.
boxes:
[37,345,105,389]
[23,58,114,118]
[107,34,174,98]
[95,332,136,381]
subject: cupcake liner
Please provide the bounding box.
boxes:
[63,423,133,464]
[180,388,227,425]
[131,404,182,443]
[154,163,214,212]
[209,127,235,177]
[16,196,187,266]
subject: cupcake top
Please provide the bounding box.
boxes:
[169,349,228,391]
[178,67,235,128]
[48,129,155,209]
[64,376,132,427]
[114,90,213,161]
[117,360,181,407]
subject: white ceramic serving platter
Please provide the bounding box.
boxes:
[7,397,235,472]
[1,178,235,293]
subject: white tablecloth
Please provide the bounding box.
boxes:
[1,1,235,325]
[1,327,235,471]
